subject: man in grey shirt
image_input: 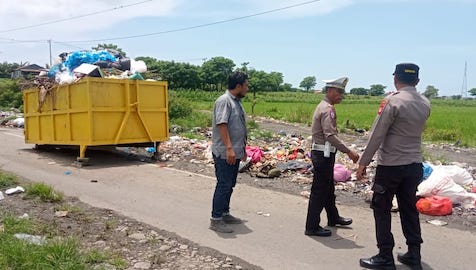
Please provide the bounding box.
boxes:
[358,63,430,270]
[210,71,249,233]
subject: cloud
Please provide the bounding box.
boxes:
[0,0,179,38]
[242,0,354,18]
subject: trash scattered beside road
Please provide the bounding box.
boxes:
[13,233,46,245]
[5,186,25,195]
[426,220,448,226]
[152,126,476,222]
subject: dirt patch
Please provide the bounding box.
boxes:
[0,187,260,270]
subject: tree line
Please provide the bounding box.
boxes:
[1,43,476,97]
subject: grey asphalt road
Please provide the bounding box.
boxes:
[1,127,475,270]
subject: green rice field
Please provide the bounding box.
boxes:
[174,90,476,147]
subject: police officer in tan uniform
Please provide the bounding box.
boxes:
[357,63,430,270]
[305,77,360,237]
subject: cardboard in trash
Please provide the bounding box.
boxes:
[73,63,103,77]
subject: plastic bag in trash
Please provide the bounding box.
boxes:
[416,196,453,216]
[422,162,433,180]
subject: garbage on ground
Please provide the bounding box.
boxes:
[5,186,25,195]
[147,123,476,219]
[14,233,46,245]
[19,213,29,219]
[334,163,352,182]
[416,196,453,216]
[256,211,271,217]
[55,211,69,217]
[0,191,4,201]
[417,165,476,205]
[426,219,448,226]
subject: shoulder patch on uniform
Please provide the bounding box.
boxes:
[377,99,388,115]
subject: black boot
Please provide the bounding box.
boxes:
[397,246,422,270]
[305,226,332,237]
[328,216,352,226]
[360,254,396,270]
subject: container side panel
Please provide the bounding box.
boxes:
[122,113,148,140]
[71,112,89,142]
[39,115,54,141]
[91,112,124,142]
[55,87,69,110]
[24,90,38,114]
[54,114,69,142]
[25,117,39,141]
[91,81,126,107]
[138,83,167,107]
[141,112,169,140]
[70,84,89,109]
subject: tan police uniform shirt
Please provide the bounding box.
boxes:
[359,86,431,166]
[311,97,350,153]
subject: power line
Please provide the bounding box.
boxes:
[0,37,47,43]
[0,0,155,34]
[60,0,321,43]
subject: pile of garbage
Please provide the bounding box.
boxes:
[0,110,24,128]
[155,127,476,219]
[18,49,149,113]
[47,49,148,85]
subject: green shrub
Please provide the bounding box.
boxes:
[25,183,63,202]
[168,93,193,119]
[0,171,18,188]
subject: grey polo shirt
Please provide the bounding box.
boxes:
[211,90,247,160]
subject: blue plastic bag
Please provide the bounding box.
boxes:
[422,162,433,180]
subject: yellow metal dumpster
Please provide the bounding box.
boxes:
[23,77,169,163]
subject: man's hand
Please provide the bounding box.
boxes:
[226,148,237,165]
[356,165,367,181]
[347,150,360,163]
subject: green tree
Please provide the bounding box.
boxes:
[423,85,439,99]
[0,62,20,78]
[200,57,235,91]
[369,84,386,96]
[299,76,316,91]
[468,88,476,96]
[279,83,293,92]
[267,72,283,91]
[0,79,22,109]
[91,43,127,57]
[350,87,369,95]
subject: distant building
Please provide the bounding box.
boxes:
[11,64,47,79]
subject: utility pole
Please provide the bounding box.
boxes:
[461,61,467,98]
[48,39,52,68]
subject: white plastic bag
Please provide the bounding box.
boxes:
[417,167,476,204]
[433,165,473,186]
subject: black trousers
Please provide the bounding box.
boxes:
[305,150,339,230]
[372,163,424,256]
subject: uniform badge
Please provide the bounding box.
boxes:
[378,99,388,115]
[330,108,336,119]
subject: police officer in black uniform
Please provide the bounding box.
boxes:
[357,63,431,270]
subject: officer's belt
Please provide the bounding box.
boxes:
[311,143,336,153]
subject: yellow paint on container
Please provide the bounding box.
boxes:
[23,78,169,159]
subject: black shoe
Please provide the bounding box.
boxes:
[397,252,422,270]
[328,216,353,226]
[360,254,396,270]
[305,226,332,237]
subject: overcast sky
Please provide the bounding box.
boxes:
[1,0,475,96]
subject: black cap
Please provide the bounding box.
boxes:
[393,63,419,81]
